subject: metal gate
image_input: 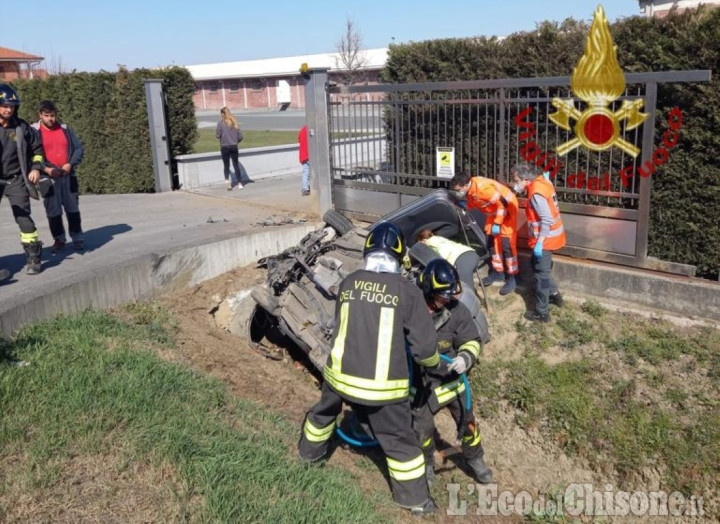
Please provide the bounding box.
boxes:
[305,69,710,275]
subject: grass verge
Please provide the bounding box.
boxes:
[0,305,388,523]
[193,128,297,153]
[473,301,720,495]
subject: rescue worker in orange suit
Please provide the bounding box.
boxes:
[512,163,566,322]
[298,222,443,516]
[412,259,493,488]
[450,173,518,295]
[0,84,44,275]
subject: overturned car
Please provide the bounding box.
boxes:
[250,189,492,372]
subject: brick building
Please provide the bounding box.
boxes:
[0,46,45,81]
[186,48,388,111]
[638,0,720,17]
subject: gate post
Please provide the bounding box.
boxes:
[304,68,332,215]
[144,79,173,193]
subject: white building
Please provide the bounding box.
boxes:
[186,48,388,111]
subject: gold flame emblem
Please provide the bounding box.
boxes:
[549,5,648,157]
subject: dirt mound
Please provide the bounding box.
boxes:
[157,266,664,522]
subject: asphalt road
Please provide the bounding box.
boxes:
[196,109,381,132]
[196,110,305,131]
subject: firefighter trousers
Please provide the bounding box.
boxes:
[298,382,431,508]
[413,394,483,465]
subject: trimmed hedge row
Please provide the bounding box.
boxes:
[381,9,720,279]
[12,67,197,194]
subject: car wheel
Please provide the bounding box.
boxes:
[323,209,354,236]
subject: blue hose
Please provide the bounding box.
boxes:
[334,353,472,448]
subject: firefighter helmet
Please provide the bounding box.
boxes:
[363,222,406,263]
[419,259,462,300]
[0,84,20,107]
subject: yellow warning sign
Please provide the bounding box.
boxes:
[436,147,455,179]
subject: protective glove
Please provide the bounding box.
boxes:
[448,352,472,374]
[491,224,501,236]
[543,171,551,181]
[457,199,467,210]
[533,239,544,259]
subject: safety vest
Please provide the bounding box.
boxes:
[424,236,474,266]
[467,176,518,227]
[525,176,566,251]
[323,270,439,406]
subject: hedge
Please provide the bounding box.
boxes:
[380,8,720,280]
[12,67,197,194]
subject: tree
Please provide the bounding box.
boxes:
[335,17,368,86]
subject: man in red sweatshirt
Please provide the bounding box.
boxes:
[33,100,85,252]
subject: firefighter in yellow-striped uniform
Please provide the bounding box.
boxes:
[298,222,443,516]
[412,259,493,486]
[0,84,45,276]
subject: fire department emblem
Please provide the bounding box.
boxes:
[549,5,648,157]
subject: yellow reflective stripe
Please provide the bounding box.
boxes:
[324,367,409,402]
[330,302,349,372]
[462,427,482,447]
[435,379,466,404]
[304,418,336,442]
[416,350,439,368]
[459,340,481,360]
[375,307,394,381]
[422,438,433,449]
[32,154,44,163]
[387,453,425,481]
[20,231,39,243]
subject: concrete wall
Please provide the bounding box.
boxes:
[177,144,300,189]
[0,225,316,337]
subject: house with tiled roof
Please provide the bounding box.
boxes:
[0,46,45,81]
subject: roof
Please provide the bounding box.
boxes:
[185,48,388,81]
[0,46,43,62]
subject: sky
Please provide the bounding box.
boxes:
[10,1,642,72]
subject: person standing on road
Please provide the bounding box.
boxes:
[32,100,85,252]
[298,125,310,196]
[450,173,519,296]
[298,222,443,516]
[216,107,250,190]
[0,84,44,275]
[412,259,493,487]
[512,163,566,322]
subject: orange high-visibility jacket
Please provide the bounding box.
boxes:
[466,177,518,235]
[526,176,566,251]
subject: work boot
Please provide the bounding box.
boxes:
[481,270,504,287]
[524,310,550,323]
[549,292,564,308]
[467,454,494,484]
[407,498,438,516]
[23,242,43,275]
[499,274,516,295]
[0,268,10,283]
[52,239,66,253]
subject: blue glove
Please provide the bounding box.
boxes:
[491,224,500,236]
[457,200,467,209]
[533,240,544,259]
[543,171,551,181]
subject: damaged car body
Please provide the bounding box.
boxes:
[250,189,492,372]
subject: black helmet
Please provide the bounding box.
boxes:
[0,84,20,107]
[363,222,406,263]
[419,259,462,300]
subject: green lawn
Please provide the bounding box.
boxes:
[0,305,389,523]
[193,128,298,153]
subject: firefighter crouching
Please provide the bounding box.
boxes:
[298,222,444,516]
[412,259,493,486]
